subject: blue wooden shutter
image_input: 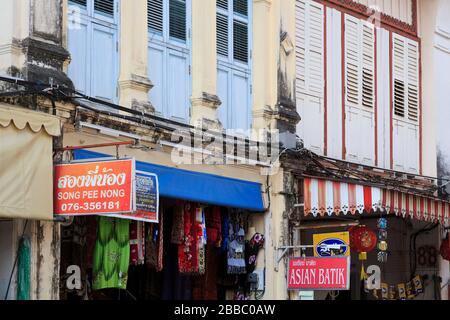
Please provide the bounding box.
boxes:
[70,0,87,7]
[91,23,117,102]
[217,13,229,57]
[233,20,248,63]
[94,0,114,16]
[148,43,165,116]
[233,0,248,16]
[169,0,187,41]
[148,0,164,33]
[67,17,89,94]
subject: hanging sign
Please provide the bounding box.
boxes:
[107,171,159,223]
[54,159,135,216]
[313,232,350,257]
[288,257,350,290]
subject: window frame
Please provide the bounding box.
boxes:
[147,0,192,123]
[148,0,190,50]
[216,0,252,71]
[67,0,119,102]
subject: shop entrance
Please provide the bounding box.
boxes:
[293,215,442,300]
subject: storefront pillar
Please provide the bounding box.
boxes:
[29,221,61,300]
[263,168,289,300]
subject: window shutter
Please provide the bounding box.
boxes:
[345,16,360,106]
[94,0,114,16]
[169,0,187,41]
[407,40,419,122]
[148,0,163,33]
[295,0,323,98]
[217,13,229,57]
[69,0,87,7]
[233,0,248,17]
[233,20,248,63]
[393,35,405,118]
[345,16,374,108]
[308,2,324,97]
[217,0,228,10]
[361,23,374,108]
[295,0,306,91]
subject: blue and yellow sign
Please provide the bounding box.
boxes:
[313,232,350,257]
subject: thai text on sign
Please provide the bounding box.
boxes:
[288,257,350,290]
[54,159,135,215]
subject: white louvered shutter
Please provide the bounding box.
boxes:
[344,15,375,165]
[345,15,360,106]
[361,23,375,108]
[345,15,374,108]
[393,35,406,118]
[295,0,325,155]
[295,0,306,92]
[393,34,419,122]
[407,40,419,122]
[296,0,324,98]
[392,34,419,173]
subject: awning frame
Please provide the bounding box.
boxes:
[303,177,450,225]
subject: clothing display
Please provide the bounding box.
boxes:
[60,201,260,301]
[245,233,265,273]
[130,221,146,266]
[145,208,164,272]
[92,217,130,290]
[206,207,222,247]
[171,204,185,245]
[227,210,247,274]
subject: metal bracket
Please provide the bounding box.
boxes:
[274,245,314,272]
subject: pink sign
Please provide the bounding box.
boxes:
[288,257,350,290]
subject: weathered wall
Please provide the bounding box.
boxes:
[421,0,450,299]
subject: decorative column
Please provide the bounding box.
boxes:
[190,0,222,129]
[252,0,277,132]
[118,0,153,112]
[276,0,300,135]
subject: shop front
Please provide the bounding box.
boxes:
[288,177,450,300]
[57,149,267,301]
[0,104,61,300]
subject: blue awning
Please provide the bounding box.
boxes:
[73,150,265,212]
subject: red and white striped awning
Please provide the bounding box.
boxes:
[303,178,450,225]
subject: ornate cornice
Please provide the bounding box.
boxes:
[324,0,418,37]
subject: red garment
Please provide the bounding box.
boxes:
[206,207,222,247]
[157,209,164,271]
[192,245,219,300]
[145,208,164,272]
[130,221,145,265]
[179,203,205,274]
[171,205,184,244]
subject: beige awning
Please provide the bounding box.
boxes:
[0,104,61,220]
